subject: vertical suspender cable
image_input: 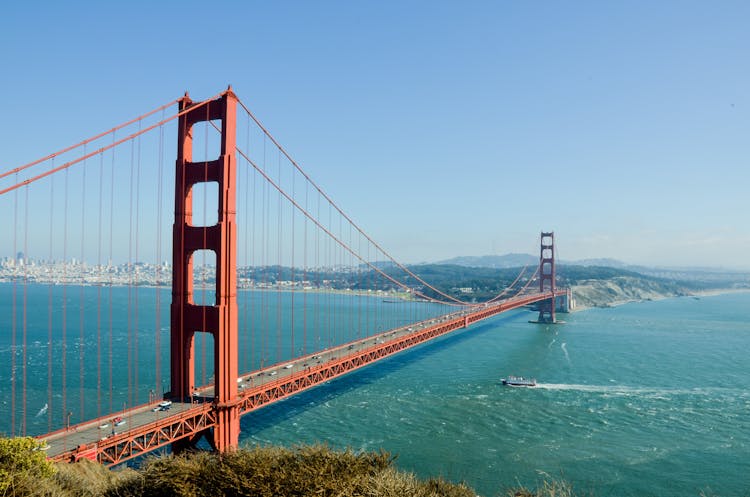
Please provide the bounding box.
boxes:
[155,117,164,397]
[108,133,115,414]
[127,136,134,409]
[327,201,332,348]
[276,148,282,362]
[356,227,361,340]
[62,167,68,433]
[348,217,352,341]
[336,206,340,343]
[315,192,320,353]
[243,114,251,373]
[264,135,270,365]
[346,221,350,341]
[22,185,29,434]
[134,122,142,405]
[260,135,267,367]
[303,181,308,356]
[290,160,295,359]
[79,146,87,423]
[11,172,17,435]
[366,242,370,337]
[356,223,362,339]
[246,137,253,373]
[374,247,378,335]
[336,213,341,344]
[324,199,329,348]
[47,168,54,431]
[248,124,256,371]
[96,151,104,418]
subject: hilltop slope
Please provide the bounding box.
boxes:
[570,275,689,309]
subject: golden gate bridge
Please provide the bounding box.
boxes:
[0,88,569,465]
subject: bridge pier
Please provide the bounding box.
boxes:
[558,288,573,313]
[212,402,240,451]
[172,432,206,454]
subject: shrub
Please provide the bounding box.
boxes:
[0,436,56,495]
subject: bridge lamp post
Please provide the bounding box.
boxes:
[66,411,73,431]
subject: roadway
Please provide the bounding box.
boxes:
[41,290,567,463]
[41,401,195,458]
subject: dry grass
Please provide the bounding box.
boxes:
[95,444,474,497]
[2,443,598,497]
[505,479,578,497]
[47,459,135,497]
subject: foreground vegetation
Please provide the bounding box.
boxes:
[0,437,593,497]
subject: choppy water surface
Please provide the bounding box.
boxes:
[2,284,748,495]
[242,293,750,496]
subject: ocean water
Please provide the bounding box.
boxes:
[1,285,749,495]
[0,283,448,433]
[241,293,750,496]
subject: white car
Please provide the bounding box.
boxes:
[158,400,172,408]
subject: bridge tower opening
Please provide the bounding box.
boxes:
[537,231,557,323]
[170,89,239,452]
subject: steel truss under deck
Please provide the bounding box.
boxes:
[48,289,566,466]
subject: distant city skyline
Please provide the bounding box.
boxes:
[3,250,748,274]
[1,2,748,270]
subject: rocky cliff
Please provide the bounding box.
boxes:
[570,276,690,309]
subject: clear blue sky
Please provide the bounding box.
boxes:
[2,1,748,269]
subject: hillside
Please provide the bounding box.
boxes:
[392,262,749,307]
[570,275,689,309]
[436,253,538,268]
[0,439,575,497]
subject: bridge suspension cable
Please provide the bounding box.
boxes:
[195,97,533,311]
[0,93,225,196]
[0,89,553,449]
[0,93,196,437]
[234,97,529,307]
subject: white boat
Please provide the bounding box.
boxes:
[501,376,537,387]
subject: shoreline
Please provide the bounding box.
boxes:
[0,279,419,302]
[570,286,750,312]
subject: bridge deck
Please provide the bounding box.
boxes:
[41,290,567,465]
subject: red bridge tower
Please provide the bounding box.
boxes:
[170,89,239,451]
[537,231,557,323]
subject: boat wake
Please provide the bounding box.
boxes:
[535,383,742,397]
[35,403,48,418]
[560,342,570,363]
